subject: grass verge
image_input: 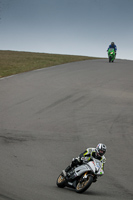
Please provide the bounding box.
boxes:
[0,50,101,78]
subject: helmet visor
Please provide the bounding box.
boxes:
[99,150,104,156]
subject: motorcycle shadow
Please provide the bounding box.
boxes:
[64,187,110,197]
[82,190,109,196]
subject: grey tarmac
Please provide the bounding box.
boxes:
[0,59,133,200]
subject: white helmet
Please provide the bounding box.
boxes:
[96,143,107,157]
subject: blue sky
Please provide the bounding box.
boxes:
[0,0,133,60]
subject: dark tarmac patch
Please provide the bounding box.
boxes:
[0,135,27,143]
[0,130,35,144]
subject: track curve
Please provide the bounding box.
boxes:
[0,59,133,200]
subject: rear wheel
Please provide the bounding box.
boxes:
[76,175,93,193]
[56,174,66,188]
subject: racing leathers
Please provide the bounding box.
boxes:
[107,44,117,52]
[64,148,106,175]
[79,147,106,170]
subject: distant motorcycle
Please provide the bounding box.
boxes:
[56,157,104,193]
[108,48,115,62]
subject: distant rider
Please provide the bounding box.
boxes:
[62,143,107,181]
[107,42,117,56]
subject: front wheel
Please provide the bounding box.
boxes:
[112,57,115,62]
[76,175,93,193]
[109,56,112,62]
[56,174,66,188]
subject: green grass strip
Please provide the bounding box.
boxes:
[0,50,101,77]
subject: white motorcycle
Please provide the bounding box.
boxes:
[56,157,104,193]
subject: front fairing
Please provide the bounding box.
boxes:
[93,159,104,176]
[73,158,104,178]
[97,168,104,176]
[108,48,115,57]
[74,164,91,177]
[74,161,96,177]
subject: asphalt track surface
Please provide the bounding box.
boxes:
[0,59,133,200]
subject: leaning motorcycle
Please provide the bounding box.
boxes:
[108,48,115,62]
[56,157,104,193]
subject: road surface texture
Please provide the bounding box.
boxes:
[0,59,133,200]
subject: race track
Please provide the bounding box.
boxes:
[0,59,133,200]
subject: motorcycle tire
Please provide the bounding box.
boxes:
[56,174,66,188]
[76,175,93,193]
[109,56,111,62]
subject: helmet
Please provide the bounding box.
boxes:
[111,42,115,46]
[95,143,107,157]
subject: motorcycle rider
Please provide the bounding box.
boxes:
[107,42,117,56]
[62,143,107,181]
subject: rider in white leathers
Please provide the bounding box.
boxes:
[63,143,107,181]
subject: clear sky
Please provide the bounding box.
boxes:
[0,0,133,60]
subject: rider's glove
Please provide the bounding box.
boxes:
[71,157,81,167]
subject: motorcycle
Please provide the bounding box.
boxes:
[56,157,104,193]
[108,48,115,62]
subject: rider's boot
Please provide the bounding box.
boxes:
[93,175,97,182]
